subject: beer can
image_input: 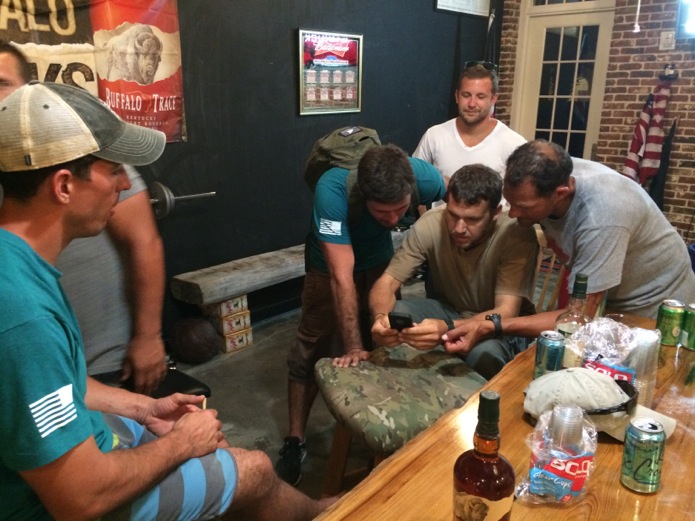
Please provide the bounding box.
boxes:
[533,330,565,380]
[620,418,665,493]
[678,303,695,351]
[656,299,685,346]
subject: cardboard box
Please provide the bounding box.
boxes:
[210,310,251,336]
[203,294,248,318]
[223,327,253,354]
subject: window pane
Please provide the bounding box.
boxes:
[554,99,571,129]
[571,99,590,130]
[561,27,580,60]
[575,63,594,95]
[537,99,554,129]
[579,26,599,60]
[557,63,577,95]
[544,28,562,61]
[551,131,568,148]
[536,130,551,141]
[540,63,558,95]
[568,132,586,157]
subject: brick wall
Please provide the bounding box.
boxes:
[497,0,695,241]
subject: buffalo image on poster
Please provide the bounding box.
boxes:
[101,23,163,85]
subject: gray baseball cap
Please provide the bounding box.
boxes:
[0,81,165,171]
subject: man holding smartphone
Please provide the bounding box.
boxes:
[276,144,445,486]
[369,164,538,380]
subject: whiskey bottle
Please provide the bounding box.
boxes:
[555,273,591,338]
[453,390,515,521]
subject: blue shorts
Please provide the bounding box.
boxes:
[102,414,237,521]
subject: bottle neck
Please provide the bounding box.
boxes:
[473,431,500,457]
[567,294,586,312]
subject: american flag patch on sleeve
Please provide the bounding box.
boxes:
[29,384,77,438]
[319,218,342,236]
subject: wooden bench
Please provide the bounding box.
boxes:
[171,244,305,306]
[170,245,305,353]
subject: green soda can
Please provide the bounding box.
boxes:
[620,418,665,493]
[656,299,685,346]
[679,303,695,351]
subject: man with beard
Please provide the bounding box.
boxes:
[368,164,538,379]
[442,140,695,355]
[414,62,526,191]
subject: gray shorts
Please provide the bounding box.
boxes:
[102,414,237,521]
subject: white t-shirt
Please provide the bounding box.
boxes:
[413,118,526,181]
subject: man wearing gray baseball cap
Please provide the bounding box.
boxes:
[0,82,335,521]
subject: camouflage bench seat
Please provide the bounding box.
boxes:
[315,343,486,494]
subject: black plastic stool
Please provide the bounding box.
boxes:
[92,365,211,398]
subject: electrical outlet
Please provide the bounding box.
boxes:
[659,31,676,51]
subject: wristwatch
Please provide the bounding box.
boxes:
[443,317,455,331]
[485,313,503,338]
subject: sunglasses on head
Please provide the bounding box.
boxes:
[464,61,498,72]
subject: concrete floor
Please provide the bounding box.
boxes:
[180,277,427,499]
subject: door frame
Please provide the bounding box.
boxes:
[510,0,616,158]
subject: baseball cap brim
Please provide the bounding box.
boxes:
[92,120,166,166]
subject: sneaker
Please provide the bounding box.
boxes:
[275,436,306,486]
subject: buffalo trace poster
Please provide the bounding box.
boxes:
[0,0,185,142]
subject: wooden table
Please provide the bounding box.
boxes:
[315,315,695,520]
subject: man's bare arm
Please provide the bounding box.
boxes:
[107,189,166,394]
[321,241,363,353]
[441,291,608,353]
[368,272,402,319]
[368,273,404,348]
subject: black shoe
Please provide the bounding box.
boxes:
[275,436,306,486]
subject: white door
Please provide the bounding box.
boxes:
[511,1,615,159]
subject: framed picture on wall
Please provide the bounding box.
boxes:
[298,29,363,115]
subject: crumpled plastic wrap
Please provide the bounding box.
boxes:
[564,317,634,367]
[516,408,598,504]
[563,318,660,407]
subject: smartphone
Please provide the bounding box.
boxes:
[388,312,414,331]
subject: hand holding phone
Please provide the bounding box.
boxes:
[388,312,414,331]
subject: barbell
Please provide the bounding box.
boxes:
[148,181,216,219]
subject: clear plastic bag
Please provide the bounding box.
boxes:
[564,318,661,407]
[516,405,598,504]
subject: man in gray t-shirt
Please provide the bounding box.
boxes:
[56,165,167,392]
[442,139,695,352]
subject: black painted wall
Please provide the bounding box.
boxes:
[141,1,488,334]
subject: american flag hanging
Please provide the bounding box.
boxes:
[623,81,672,186]
[622,93,653,182]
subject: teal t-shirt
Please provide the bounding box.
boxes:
[308,157,445,272]
[0,229,113,520]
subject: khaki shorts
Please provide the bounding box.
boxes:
[288,264,387,383]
